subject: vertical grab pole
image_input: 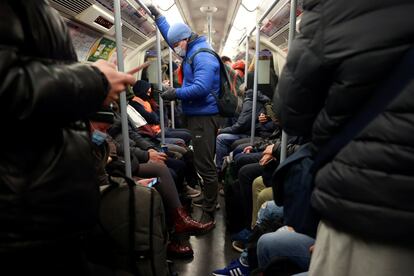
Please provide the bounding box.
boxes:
[244,35,249,88]
[207,14,213,45]
[156,30,166,144]
[114,0,132,177]
[169,48,175,129]
[250,24,261,146]
[280,0,297,163]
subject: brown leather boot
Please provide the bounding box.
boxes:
[167,241,194,258]
[173,207,215,235]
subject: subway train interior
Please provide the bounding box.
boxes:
[2,0,414,275]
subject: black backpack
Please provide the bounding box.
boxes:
[87,173,169,276]
[188,48,242,117]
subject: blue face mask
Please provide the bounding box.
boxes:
[92,129,108,146]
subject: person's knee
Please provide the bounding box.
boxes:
[257,188,273,206]
[257,233,274,266]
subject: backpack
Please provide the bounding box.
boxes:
[87,173,169,276]
[188,48,242,117]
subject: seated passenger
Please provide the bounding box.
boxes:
[90,109,214,259]
[130,79,192,145]
[215,73,272,172]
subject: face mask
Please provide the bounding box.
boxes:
[174,46,186,57]
[92,129,108,146]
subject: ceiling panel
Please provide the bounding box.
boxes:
[176,0,241,53]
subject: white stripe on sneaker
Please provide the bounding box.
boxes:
[237,268,242,275]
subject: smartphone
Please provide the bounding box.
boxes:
[137,177,159,188]
[147,178,159,188]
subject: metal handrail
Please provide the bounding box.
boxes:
[114,0,132,177]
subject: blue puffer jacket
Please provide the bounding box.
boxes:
[156,16,220,115]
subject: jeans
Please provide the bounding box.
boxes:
[257,229,315,270]
[215,133,248,170]
[239,201,284,266]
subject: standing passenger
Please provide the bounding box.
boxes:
[0,1,135,275]
[276,0,414,275]
[147,5,221,225]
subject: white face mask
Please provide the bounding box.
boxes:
[174,46,186,57]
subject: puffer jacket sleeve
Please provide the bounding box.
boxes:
[275,1,330,137]
[0,50,107,124]
[176,52,219,100]
[0,2,108,125]
[155,16,173,48]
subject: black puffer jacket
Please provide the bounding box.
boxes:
[0,1,108,250]
[219,89,270,135]
[277,0,414,243]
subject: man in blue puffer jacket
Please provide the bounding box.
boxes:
[147,5,221,225]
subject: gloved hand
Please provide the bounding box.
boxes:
[147,4,161,19]
[160,87,177,101]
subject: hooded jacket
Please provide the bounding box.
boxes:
[156,16,220,116]
[276,0,414,243]
[0,1,108,250]
[219,90,270,135]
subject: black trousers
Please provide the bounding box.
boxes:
[238,163,264,228]
[184,114,221,212]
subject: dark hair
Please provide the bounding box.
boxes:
[88,107,114,124]
[221,56,232,64]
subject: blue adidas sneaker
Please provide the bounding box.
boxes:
[212,258,249,276]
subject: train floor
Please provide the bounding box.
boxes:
[173,195,240,276]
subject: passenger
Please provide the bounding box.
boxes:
[232,59,246,79]
[213,201,285,276]
[91,110,214,259]
[131,80,193,145]
[215,83,271,173]
[276,0,414,275]
[256,227,314,274]
[147,5,222,225]
[221,55,233,66]
[0,1,136,275]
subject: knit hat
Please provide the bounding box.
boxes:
[132,80,151,99]
[167,22,192,45]
[88,107,114,124]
